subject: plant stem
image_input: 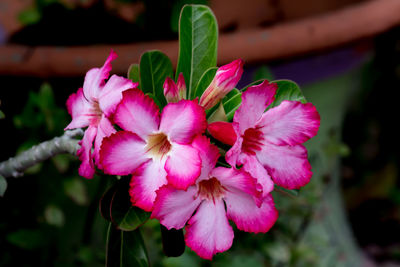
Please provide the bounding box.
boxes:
[0,129,83,178]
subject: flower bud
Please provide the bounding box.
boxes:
[199,59,244,109]
[176,73,187,100]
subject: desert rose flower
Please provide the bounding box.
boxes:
[151,135,278,260]
[99,89,206,211]
[163,73,187,103]
[65,50,136,178]
[209,80,320,193]
[199,59,243,110]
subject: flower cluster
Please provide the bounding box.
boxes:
[66,51,320,260]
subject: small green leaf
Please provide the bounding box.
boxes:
[128,64,140,86]
[222,89,242,121]
[106,224,149,267]
[139,51,173,108]
[270,80,307,108]
[63,177,89,206]
[275,185,299,197]
[0,110,5,119]
[176,4,218,98]
[110,177,150,231]
[252,65,275,81]
[18,8,41,25]
[44,205,65,227]
[7,229,46,250]
[0,175,7,197]
[193,67,217,99]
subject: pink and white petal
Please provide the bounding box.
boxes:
[257,100,320,146]
[225,134,243,167]
[151,185,201,230]
[159,100,206,144]
[233,81,277,135]
[93,116,116,168]
[211,167,261,200]
[191,135,220,181]
[114,89,160,140]
[225,190,278,233]
[207,121,237,146]
[83,50,117,101]
[65,88,94,130]
[77,126,97,179]
[257,143,312,189]
[185,200,233,260]
[100,131,149,176]
[240,155,274,196]
[129,159,168,212]
[165,143,201,190]
[99,74,137,117]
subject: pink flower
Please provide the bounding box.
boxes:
[163,73,186,103]
[199,59,244,110]
[99,89,207,211]
[211,80,320,193]
[151,136,278,260]
[65,50,136,178]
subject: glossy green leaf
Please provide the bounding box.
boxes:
[170,0,208,33]
[193,67,217,99]
[270,80,307,108]
[176,4,218,98]
[0,175,7,197]
[139,51,174,108]
[106,224,149,267]
[105,177,150,231]
[222,89,242,121]
[128,64,140,87]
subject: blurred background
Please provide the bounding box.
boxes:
[1,0,400,266]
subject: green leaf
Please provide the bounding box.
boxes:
[128,64,140,87]
[105,177,150,231]
[63,177,89,206]
[44,205,65,227]
[170,0,208,33]
[7,229,46,250]
[252,65,275,81]
[139,51,173,108]
[0,110,5,119]
[18,8,41,25]
[270,80,307,108]
[176,4,218,98]
[106,224,149,267]
[0,175,7,197]
[193,67,217,99]
[222,89,242,121]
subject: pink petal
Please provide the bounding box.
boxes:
[240,155,274,196]
[257,143,312,189]
[129,159,168,212]
[176,73,187,99]
[185,200,233,260]
[99,74,137,117]
[225,191,278,233]
[191,135,220,181]
[151,185,201,229]
[93,116,116,168]
[77,126,97,179]
[211,167,262,200]
[165,143,201,190]
[65,88,94,130]
[225,134,243,167]
[207,122,237,146]
[83,50,117,101]
[233,80,277,135]
[159,100,206,144]
[257,100,320,146]
[100,131,149,176]
[114,89,160,140]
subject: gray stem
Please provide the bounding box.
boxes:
[0,129,84,178]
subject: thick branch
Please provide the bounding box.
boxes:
[0,129,83,178]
